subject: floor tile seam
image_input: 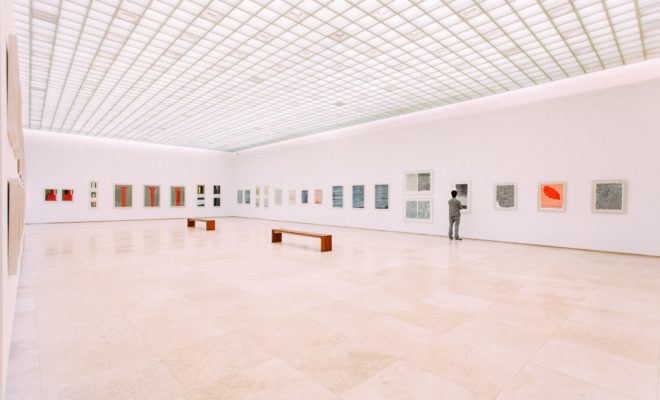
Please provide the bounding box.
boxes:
[525,361,642,400]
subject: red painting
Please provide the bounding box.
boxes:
[171,186,185,207]
[62,189,73,201]
[539,182,566,211]
[45,189,57,201]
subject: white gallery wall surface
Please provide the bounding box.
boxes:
[234,62,660,257]
[25,131,236,223]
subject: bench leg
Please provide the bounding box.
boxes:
[187,219,195,227]
[206,221,215,231]
[272,230,282,243]
[320,236,332,252]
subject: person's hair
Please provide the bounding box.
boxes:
[451,190,458,198]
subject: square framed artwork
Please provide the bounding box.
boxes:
[332,186,343,208]
[314,189,323,205]
[114,184,133,208]
[289,190,296,205]
[375,184,389,210]
[170,186,186,207]
[405,199,433,222]
[91,191,97,198]
[144,185,160,207]
[213,185,221,195]
[592,180,627,214]
[90,201,97,208]
[538,182,566,212]
[451,181,471,213]
[405,171,432,195]
[61,189,74,201]
[45,189,57,202]
[494,183,517,210]
[352,185,365,209]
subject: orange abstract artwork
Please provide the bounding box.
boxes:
[539,182,566,211]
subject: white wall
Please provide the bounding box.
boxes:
[233,61,660,257]
[25,131,236,223]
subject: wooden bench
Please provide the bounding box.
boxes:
[187,218,216,231]
[271,228,332,252]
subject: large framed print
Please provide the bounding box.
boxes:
[451,181,471,213]
[494,183,516,210]
[405,171,432,195]
[405,199,433,222]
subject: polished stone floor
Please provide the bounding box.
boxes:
[7,218,660,400]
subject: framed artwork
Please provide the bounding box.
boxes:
[494,183,517,210]
[332,186,343,208]
[237,190,243,204]
[289,190,296,205]
[375,184,389,209]
[451,181,471,213]
[245,190,251,204]
[274,189,282,205]
[91,192,97,198]
[213,198,221,207]
[256,186,260,196]
[144,185,160,207]
[90,181,97,189]
[314,189,323,205]
[538,182,566,211]
[213,185,221,195]
[197,185,205,195]
[45,189,57,202]
[405,199,433,222]
[256,198,260,207]
[90,201,97,208]
[592,180,627,214]
[114,184,133,208]
[197,197,205,207]
[301,190,308,204]
[264,198,269,208]
[405,171,432,195]
[264,186,269,196]
[59,189,73,201]
[170,186,185,207]
[352,185,364,209]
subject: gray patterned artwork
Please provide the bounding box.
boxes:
[592,180,627,214]
[332,186,343,208]
[302,190,309,204]
[452,181,471,213]
[245,190,250,204]
[375,184,389,209]
[352,185,364,209]
[237,190,243,204]
[405,199,432,221]
[405,171,432,194]
[495,184,516,210]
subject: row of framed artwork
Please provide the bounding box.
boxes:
[237,184,391,209]
[45,183,223,208]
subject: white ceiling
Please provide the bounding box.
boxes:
[12,0,660,151]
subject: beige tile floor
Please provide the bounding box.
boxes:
[6,218,660,400]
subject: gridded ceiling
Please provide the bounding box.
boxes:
[12,0,660,151]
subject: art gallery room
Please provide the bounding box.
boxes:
[2,0,660,398]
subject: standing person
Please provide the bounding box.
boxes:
[448,190,462,240]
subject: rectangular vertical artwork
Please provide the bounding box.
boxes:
[256,198,260,207]
[45,189,57,202]
[197,185,205,207]
[197,197,205,207]
[405,171,432,195]
[375,184,389,209]
[144,185,160,207]
[314,189,323,205]
[289,190,296,205]
[237,190,243,204]
[213,185,221,195]
[301,190,308,204]
[274,189,282,205]
[264,198,269,208]
[332,186,343,208]
[170,186,185,207]
[256,186,260,196]
[405,199,433,222]
[263,186,269,208]
[352,185,364,209]
[212,185,221,207]
[245,190,251,204]
[213,198,221,207]
[538,182,566,211]
[451,181,471,213]
[90,181,98,208]
[114,185,133,208]
[197,185,205,195]
[494,183,517,210]
[592,180,627,214]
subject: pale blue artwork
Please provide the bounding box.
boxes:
[352,185,364,209]
[375,184,389,209]
[302,190,308,204]
[332,186,343,208]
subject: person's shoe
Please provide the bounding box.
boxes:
[448,237,453,240]
[455,237,463,241]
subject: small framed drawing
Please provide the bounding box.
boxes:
[405,171,432,195]
[405,198,433,222]
[289,190,296,205]
[45,189,57,202]
[592,180,627,214]
[274,189,282,206]
[494,183,517,210]
[538,182,566,212]
[451,181,471,213]
[314,189,323,205]
[352,185,365,209]
[61,189,74,201]
[237,190,243,204]
[301,190,308,204]
[332,186,343,208]
[375,184,389,210]
[144,185,160,207]
[170,186,185,207]
[114,184,133,208]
